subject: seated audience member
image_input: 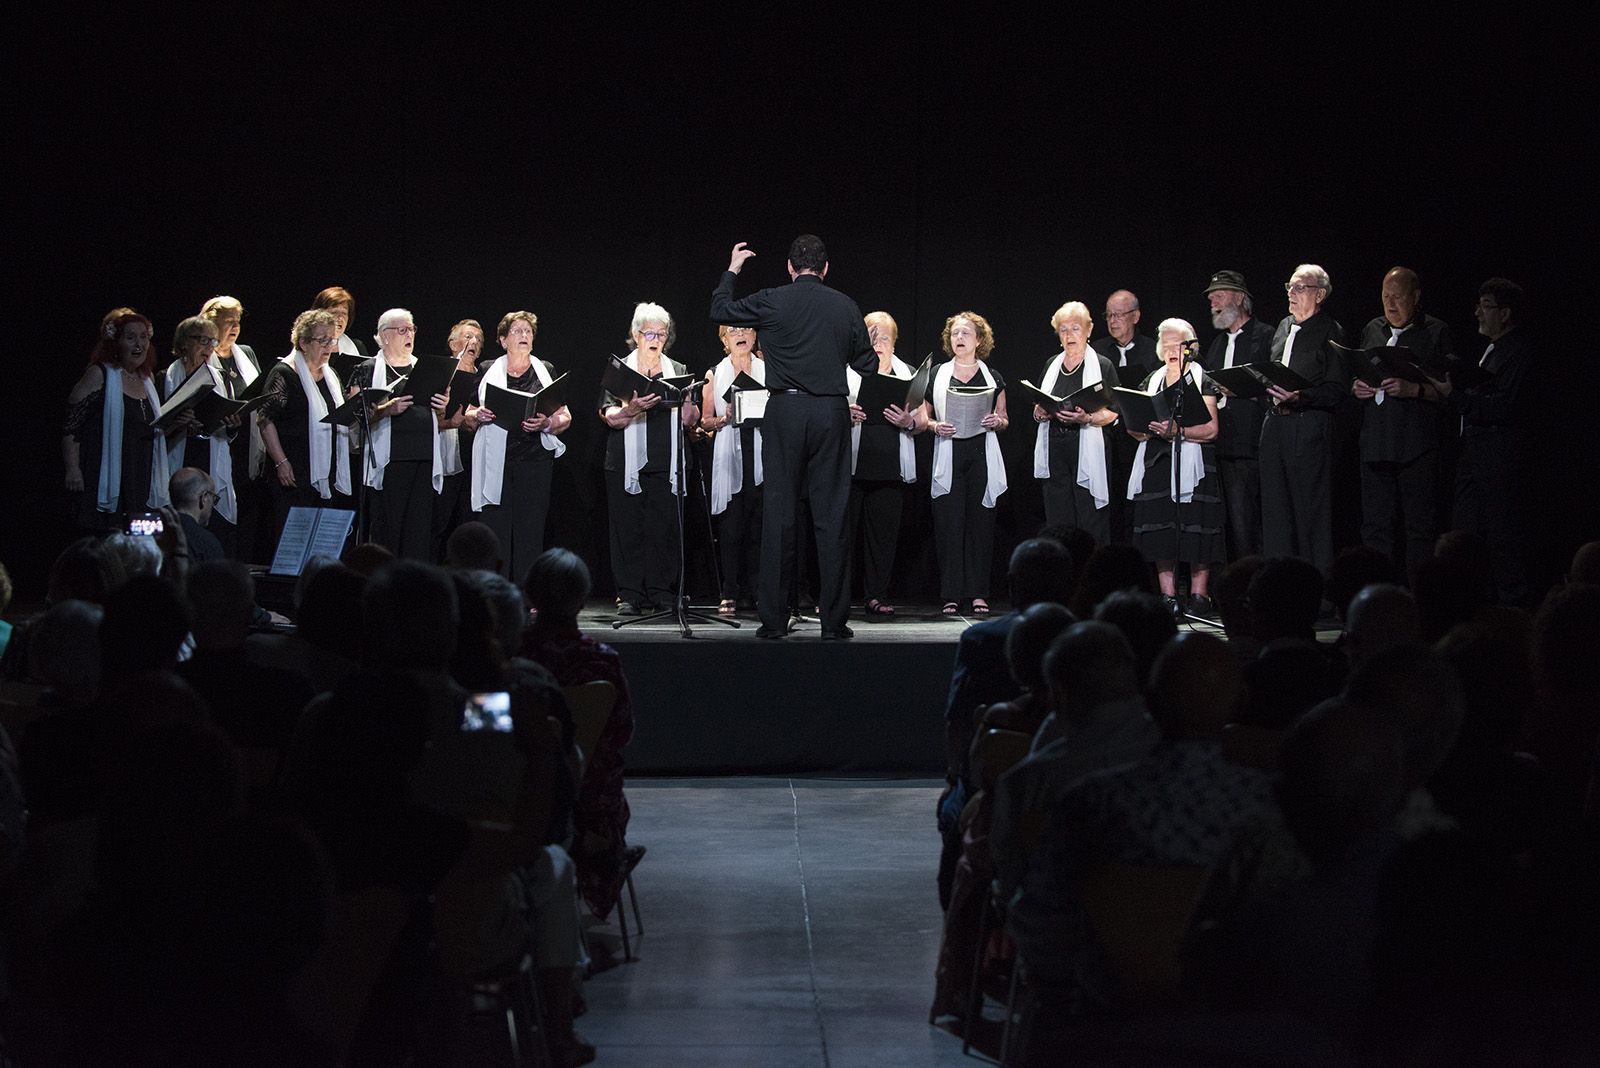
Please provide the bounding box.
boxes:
[1007,633,1273,1013]
[1212,554,1266,661]
[939,537,1076,907]
[990,622,1159,900]
[1241,557,1346,728]
[0,562,11,660]
[276,561,367,694]
[1567,540,1600,586]
[1067,543,1152,620]
[1035,522,1097,597]
[170,466,226,564]
[1325,545,1399,624]
[101,531,164,582]
[444,520,504,574]
[99,574,191,683]
[343,541,395,577]
[1092,589,1177,688]
[13,603,105,824]
[930,602,1076,1028]
[1432,618,1576,855]
[177,560,312,753]
[1522,582,1600,810]
[1196,699,1410,1053]
[1343,583,1421,670]
[1412,543,1495,643]
[521,548,641,921]
[24,600,103,711]
[2,539,128,683]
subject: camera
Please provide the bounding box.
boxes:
[461,691,513,733]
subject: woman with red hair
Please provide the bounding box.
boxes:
[63,309,183,533]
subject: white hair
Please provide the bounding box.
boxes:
[375,307,415,336]
[1292,264,1332,300]
[1155,317,1198,344]
[1049,301,1094,333]
[627,302,675,350]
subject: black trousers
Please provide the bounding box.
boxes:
[480,459,553,588]
[1040,430,1111,546]
[1454,431,1527,604]
[1360,449,1438,580]
[1260,409,1333,571]
[433,470,469,563]
[1107,425,1140,545]
[932,438,995,603]
[716,484,762,601]
[374,459,436,561]
[848,479,906,603]
[1217,455,1262,561]
[607,467,679,607]
[759,393,852,633]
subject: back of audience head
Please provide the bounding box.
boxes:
[1277,698,1408,863]
[295,562,366,662]
[102,532,163,580]
[1248,556,1324,642]
[1093,589,1177,686]
[1326,545,1400,622]
[449,570,508,690]
[306,671,430,806]
[1568,540,1600,586]
[524,547,590,623]
[460,569,527,661]
[100,573,191,679]
[169,466,213,516]
[1069,543,1152,619]
[28,599,103,702]
[292,554,337,612]
[444,521,504,576]
[1034,523,1096,593]
[1345,643,1466,789]
[48,536,125,605]
[1007,537,1075,610]
[1005,603,1076,695]
[187,560,254,652]
[1345,583,1420,668]
[1434,617,1533,761]
[343,541,395,577]
[0,561,11,619]
[1148,632,1243,741]
[1214,555,1266,643]
[364,561,457,671]
[1531,582,1600,698]
[1412,552,1492,641]
[1043,620,1140,721]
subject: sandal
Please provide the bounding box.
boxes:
[971,599,991,616]
[941,602,959,615]
[865,598,896,618]
[718,599,737,615]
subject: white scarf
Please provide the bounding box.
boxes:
[290,350,352,499]
[930,361,1007,508]
[1032,350,1110,510]
[709,355,765,515]
[227,344,266,477]
[470,356,565,511]
[621,353,686,496]
[97,366,170,513]
[846,356,917,483]
[163,359,236,524]
[364,357,446,493]
[1126,362,1208,502]
[336,334,360,357]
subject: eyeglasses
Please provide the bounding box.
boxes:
[724,327,754,334]
[639,330,668,341]
[1284,282,1324,295]
[1105,309,1137,321]
[1476,300,1502,310]
[383,325,416,336]
[186,336,220,349]
[306,335,337,346]
[199,490,217,504]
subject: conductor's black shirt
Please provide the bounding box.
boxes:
[709,272,876,395]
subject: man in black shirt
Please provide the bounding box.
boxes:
[170,466,227,564]
[1351,267,1454,579]
[1201,271,1275,561]
[1260,264,1349,572]
[710,235,877,639]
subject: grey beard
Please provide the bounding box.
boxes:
[1212,306,1241,331]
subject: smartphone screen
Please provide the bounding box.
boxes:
[126,511,165,536]
[461,691,513,733]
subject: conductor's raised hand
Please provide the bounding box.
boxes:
[728,242,756,274]
[849,403,866,424]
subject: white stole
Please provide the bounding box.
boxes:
[1126,362,1207,503]
[290,351,352,499]
[621,353,685,497]
[709,355,765,515]
[163,359,237,524]
[97,366,170,513]
[229,344,266,477]
[364,357,446,493]
[471,356,565,511]
[846,356,917,483]
[930,361,1007,508]
[336,334,361,357]
[1032,351,1110,509]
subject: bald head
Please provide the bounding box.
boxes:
[1148,632,1243,740]
[1104,289,1141,344]
[170,466,215,520]
[1382,266,1421,329]
[1345,583,1420,668]
[1568,541,1600,585]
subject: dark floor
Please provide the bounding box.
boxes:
[580,777,973,1067]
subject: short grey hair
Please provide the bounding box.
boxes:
[103,533,163,578]
[375,307,415,340]
[1049,301,1094,334]
[627,302,675,351]
[1292,263,1332,300]
[1154,317,1198,344]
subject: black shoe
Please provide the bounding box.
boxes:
[616,602,641,617]
[756,624,788,639]
[1162,595,1183,619]
[821,626,854,640]
[1187,594,1216,618]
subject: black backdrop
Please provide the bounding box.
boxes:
[5,7,1586,598]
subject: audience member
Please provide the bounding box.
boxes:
[1035,522,1096,596]
[1523,582,1600,812]
[101,531,164,581]
[1413,536,1495,641]
[1092,589,1177,688]
[170,466,227,564]
[99,574,190,682]
[444,520,504,574]
[1067,543,1152,620]
[1567,540,1600,586]
[1211,554,1266,661]
[1345,644,1465,838]
[1325,544,1399,623]
[1343,583,1420,670]
[1241,557,1345,728]
[0,561,12,660]
[343,541,395,577]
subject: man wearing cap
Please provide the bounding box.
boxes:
[1259,264,1348,571]
[1091,290,1158,543]
[1201,271,1276,560]
[1352,267,1455,579]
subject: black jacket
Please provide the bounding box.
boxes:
[1268,310,1349,411]
[710,272,875,394]
[1201,317,1276,459]
[1355,313,1454,463]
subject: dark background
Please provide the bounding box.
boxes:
[5,6,1587,599]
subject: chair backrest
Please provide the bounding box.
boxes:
[973,728,1033,793]
[290,886,420,1057]
[1076,862,1210,1004]
[562,680,617,782]
[1220,723,1286,771]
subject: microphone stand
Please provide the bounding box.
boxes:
[614,378,739,637]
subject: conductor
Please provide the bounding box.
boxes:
[711,235,877,639]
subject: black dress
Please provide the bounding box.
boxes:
[480,361,558,587]
[65,370,158,534]
[257,361,353,546]
[602,358,685,608]
[1129,371,1225,565]
[849,415,909,605]
[931,364,1006,604]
